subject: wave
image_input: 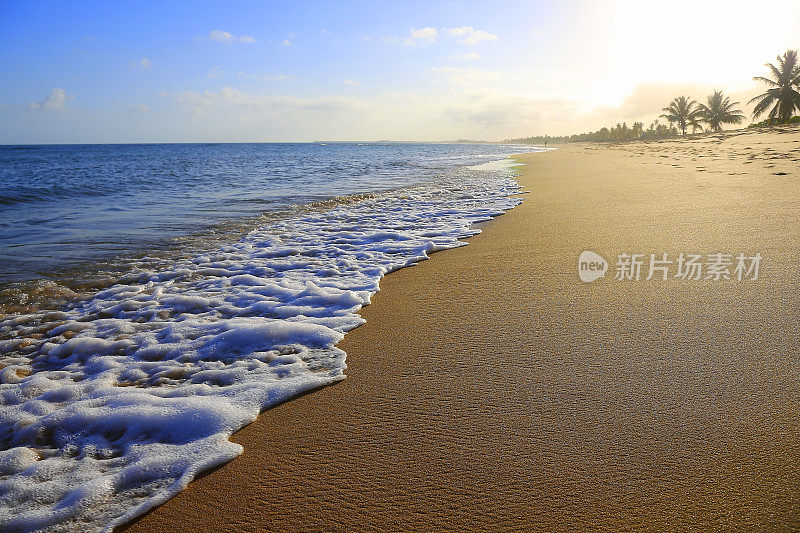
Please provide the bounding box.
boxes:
[0,184,118,208]
[0,162,522,531]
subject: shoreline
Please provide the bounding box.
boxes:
[0,142,533,313]
[125,130,800,531]
[0,149,525,532]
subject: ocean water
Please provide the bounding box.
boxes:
[1,143,530,285]
[0,143,537,531]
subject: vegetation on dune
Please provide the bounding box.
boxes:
[505,121,677,144]
[750,115,800,127]
[508,49,799,144]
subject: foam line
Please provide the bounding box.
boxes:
[0,164,522,531]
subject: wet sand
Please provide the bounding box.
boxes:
[125,127,800,531]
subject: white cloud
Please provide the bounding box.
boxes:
[209,30,233,43]
[384,27,439,46]
[445,26,498,45]
[449,52,479,60]
[432,66,501,87]
[586,81,763,127]
[175,86,361,118]
[131,57,152,70]
[207,66,226,78]
[343,79,358,86]
[439,92,581,137]
[207,30,255,44]
[131,81,695,141]
[446,27,470,38]
[409,27,438,42]
[27,88,69,111]
[281,33,295,47]
[128,104,150,113]
[385,26,496,47]
[237,71,288,81]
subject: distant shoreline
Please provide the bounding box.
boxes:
[0,140,527,147]
[6,122,797,148]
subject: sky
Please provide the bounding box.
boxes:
[1,0,799,143]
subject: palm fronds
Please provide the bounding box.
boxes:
[696,90,745,132]
[660,96,700,135]
[748,49,800,124]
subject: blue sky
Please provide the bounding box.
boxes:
[1,0,799,143]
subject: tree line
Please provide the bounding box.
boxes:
[506,49,800,145]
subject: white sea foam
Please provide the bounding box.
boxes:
[0,163,522,531]
[466,158,524,171]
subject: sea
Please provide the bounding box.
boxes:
[0,142,539,531]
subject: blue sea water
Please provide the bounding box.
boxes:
[0,142,538,531]
[0,143,534,287]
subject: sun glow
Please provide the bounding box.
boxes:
[598,0,800,105]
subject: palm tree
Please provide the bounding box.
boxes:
[748,49,800,124]
[696,90,745,132]
[660,96,699,135]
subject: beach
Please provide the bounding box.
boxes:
[123,127,800,531]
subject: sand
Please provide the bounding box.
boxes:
[123,126,800,531]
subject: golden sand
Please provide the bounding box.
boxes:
[124,127,800,531]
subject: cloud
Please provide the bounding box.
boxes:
[237,71,288,81]
[128,104,150,113]
[445,27,498,45]
[207,66,226,78]
[409,27,438,42]
[437,92,588,138]
[142,82,696,141]
[385,26,495,47]
[384,27,439,46]
[449,52,479,60]
[131,57,152,70]
[343,79,358,86]
[584,81,763,128]
[432,66,501,88]
[209,30,233,43]
[592,82,719,123]
[207,30,255,44]
[281,33,295,47]
[27,88,70,111]
[175,86,362,118]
